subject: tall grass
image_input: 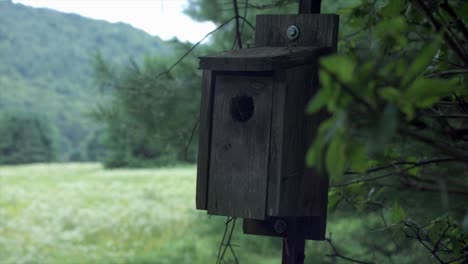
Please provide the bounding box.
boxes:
[0,164,282,264]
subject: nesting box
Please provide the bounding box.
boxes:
[196,14,339,240]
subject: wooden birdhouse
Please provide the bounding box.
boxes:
[196,14,339,240]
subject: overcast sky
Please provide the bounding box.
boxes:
[12,0,215,43]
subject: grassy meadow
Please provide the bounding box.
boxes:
[0,163,426,264]
[0,164,286,264]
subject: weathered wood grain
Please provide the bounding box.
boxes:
[266,64,328,217]
[207,73,273,220]
[255,14,339,50]
[196,70,214,210]
[243,216,326,240]
[277,64,329,217]
[199,46,331,72]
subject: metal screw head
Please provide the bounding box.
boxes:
[274,220,287,234]
[287,25,300,41]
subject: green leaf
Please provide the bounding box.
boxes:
[402,42,440,86]
[320,55,356,83]
[306,119,334,168]
[379,87,415,119]
[326,135,346,181]
[457,3,468,21]
[328,190,342,211]
[374,16,407,37]
[406,78,457,108]
[348,142,367,173]
[306,140,324,168]
[391,202,406,223]
[379,87,401,102]
[381,0,405,17]
[307,82,331,113]
[367,104,399,154]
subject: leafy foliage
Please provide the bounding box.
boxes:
[306,0,467,262]
[92,48,202,167]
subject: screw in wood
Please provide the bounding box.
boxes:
[274,219,287,234]
[286,25,300,40]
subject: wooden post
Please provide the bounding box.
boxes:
[299,0,322,14]
[282,236,306,264]
[282,1,321,263]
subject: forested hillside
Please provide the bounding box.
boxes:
[0,0,173,161]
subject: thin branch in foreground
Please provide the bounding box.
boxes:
[412,0,468,65]
[239,16,255,31]
[325,234,375,264]
[321,67,374,111]
[232,0,243,49]
[402,220,467,264]
[400,129,468,162]
[154,16,236,79]
[216,217,238,264]
[345,158,458,176]
[425,69,468,78]
[332,158,461,188]
[440,0,468,45]
[184,118,199,161]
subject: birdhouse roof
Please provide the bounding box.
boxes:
[199,46,332,71]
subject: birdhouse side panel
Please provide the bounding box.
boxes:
[267,64,329,217]
[196,70,214,210]
[207,73,273,220]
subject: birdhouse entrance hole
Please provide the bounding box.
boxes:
[230,95,254,122]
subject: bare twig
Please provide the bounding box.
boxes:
[184,118,199,161]
[344,158,458,176]
[432,114,468,119]
[425,69,468,78]
[216,217,238,264]
[232,0,243,49]
[239,16,255,31]
[401,220,468,264]
[326,234,375,264]
[412,0,468,65]
[399,129,468,162]
[332,158,461,188]
[154,16,237,79]
[440,0,468,43]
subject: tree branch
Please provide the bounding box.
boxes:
[399,128,468,162]
[412,0,468,65]
[333,158,461,188]
[325,235,375,264]
[232,0,243,49]
[321,67,374,111]
[425,69,468,78]
[154,16,236,79]
[440,0,468,43]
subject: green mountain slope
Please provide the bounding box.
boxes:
[0,0,173,161]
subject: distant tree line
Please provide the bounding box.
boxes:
[0,111,57,164]
[0,0,173,163]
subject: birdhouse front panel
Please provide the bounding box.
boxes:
[207,73,273,220]
[196,47,333,221]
